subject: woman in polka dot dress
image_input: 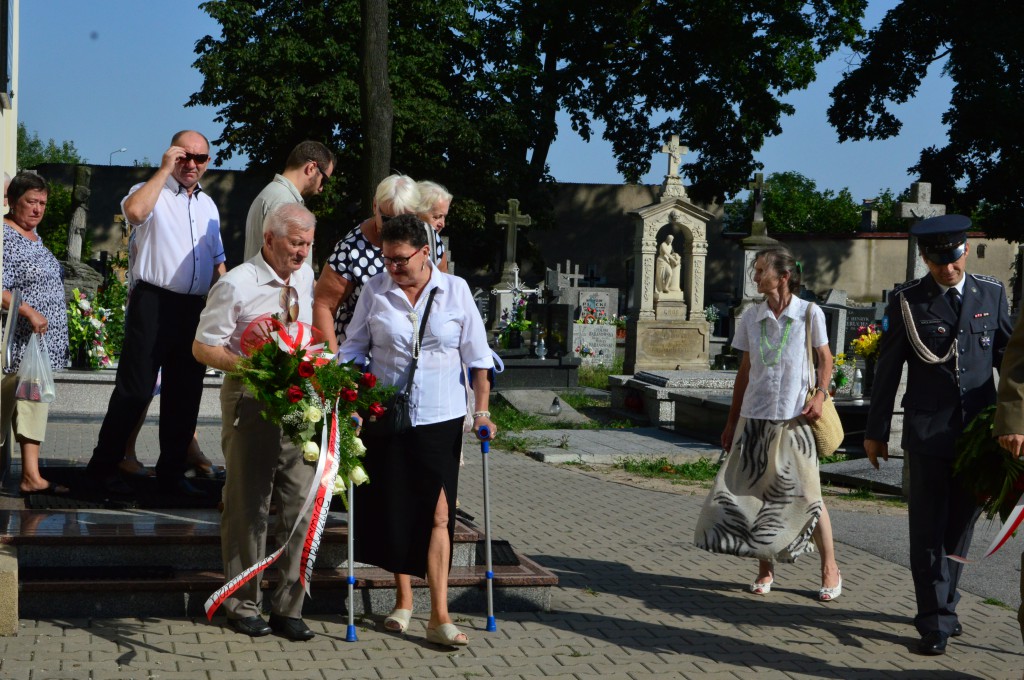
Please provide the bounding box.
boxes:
[313,174,447,352]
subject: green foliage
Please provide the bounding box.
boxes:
[955,405,1024,521]
[17,123,85,168]
[34,183,92,261]
[576,357,624,391]
[615,456,721,482]
[66,288,113,370]
[763,171,860,234]
[827,1,1024,239]
[490,398,547,432]
[95,271,127,357]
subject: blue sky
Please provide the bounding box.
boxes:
[19,0,950,202]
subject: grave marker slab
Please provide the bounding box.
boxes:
[571,323,617,366]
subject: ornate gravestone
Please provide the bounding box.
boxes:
[899,182,945,282]
[733,172,779,321]
[624,134,713,373]
[495,198,532,284]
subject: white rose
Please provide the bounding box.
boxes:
[302,440,320,461]
[351,437,366,455]
[304,406,323,423]
[332,476,346,496]
[348,465,369,486]
[90,317,102,329]
[78,299,92,312]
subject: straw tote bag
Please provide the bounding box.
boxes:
[804,304,844,457]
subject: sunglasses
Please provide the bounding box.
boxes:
[311,161,331,185]
[180,152,210,164]
[280,285,299,324]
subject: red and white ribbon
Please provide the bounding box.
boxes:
[948,492,1024,564]
[205,407,342,619]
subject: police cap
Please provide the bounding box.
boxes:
[911,214,971,264]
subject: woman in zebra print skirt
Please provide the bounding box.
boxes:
[694,246,842,601]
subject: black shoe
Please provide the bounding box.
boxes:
[917,631,949,655]
[89,472,134,496]
[159,478,206,498]
[269,613,315,641]
[227,615,272,637]
[951,622,963,637]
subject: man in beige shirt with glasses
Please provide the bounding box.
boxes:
[194,202,318,641]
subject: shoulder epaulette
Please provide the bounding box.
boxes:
[892,278,922,295]
[971,273,1004,287]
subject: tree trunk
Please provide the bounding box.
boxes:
[360,0,394,214]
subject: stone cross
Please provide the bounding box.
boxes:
[660,134,689,200]
[748,172,765,226]
[899,181,945,281]
[557,260,583,288]
[495,198,532,278]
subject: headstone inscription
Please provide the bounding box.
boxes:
[579,290,612,321]
[571,322,617,365]
[844,306,881,355]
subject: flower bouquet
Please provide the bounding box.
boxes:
[66,288,112,370]
[831,353,853,395]
[497,294,532,348]
[575,343,595,357]
[575,306,609,324]
[955,405,1024,522]
[850,324,881,360]
[233,314,394,509]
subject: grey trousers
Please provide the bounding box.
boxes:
[219,377,317,620]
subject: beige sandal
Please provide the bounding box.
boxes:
[425,622,469,647]
[384,608,412,633]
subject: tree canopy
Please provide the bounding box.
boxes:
[827,0,1024,239]
[190,0,868,270]
[17,122,84,169]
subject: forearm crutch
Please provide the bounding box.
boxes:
[346,478,358,642]
[478,425,497,632]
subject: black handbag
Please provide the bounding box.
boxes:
[362,288,437,436]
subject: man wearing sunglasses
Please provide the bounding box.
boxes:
[243,141,335,262]
[87,130,227,498]
[193,203,317,641]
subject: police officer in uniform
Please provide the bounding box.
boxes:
[864,214,1012,656]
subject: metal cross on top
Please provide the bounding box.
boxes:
[495,198,532,269]
[491,264,540,299]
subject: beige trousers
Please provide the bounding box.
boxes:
[219,377,317,619]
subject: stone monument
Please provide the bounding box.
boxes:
[67,165,90,264]
[495,198,531,284]
[898,181,945,282]
[624,135,713,373]
[732,172,779,322]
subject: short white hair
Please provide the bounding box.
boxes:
[375,174,420,216]
[416,180,452,214]
[264,202,316,237]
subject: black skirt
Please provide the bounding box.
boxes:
[353,416,464,578]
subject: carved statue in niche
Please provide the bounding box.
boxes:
[655,234,682,295]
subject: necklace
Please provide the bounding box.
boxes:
[759,316,794,366]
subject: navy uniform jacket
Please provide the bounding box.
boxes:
[865,273,1012,459]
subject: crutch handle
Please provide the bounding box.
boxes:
[478,426,491,453]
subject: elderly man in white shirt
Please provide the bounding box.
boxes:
[339,214,495,648]
[87,130,226,498]
[193,202,318,641]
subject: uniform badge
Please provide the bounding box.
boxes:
[974,312,990,318]
[937,326,946,334]
[980,335,992,348]
[882,315,889,332]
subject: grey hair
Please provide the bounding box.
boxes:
[264,202,316,237]
[375,174,420,216]
[753,246,802,294]
[416,180,453,214]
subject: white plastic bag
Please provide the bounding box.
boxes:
[15,333,56,403]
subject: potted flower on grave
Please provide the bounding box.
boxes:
[703,304,721,336]
[850,324,881,396]
[66,288,112,370]
[497,294,532,349]
[613,314,627,340]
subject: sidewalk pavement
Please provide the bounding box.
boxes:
[2,380,1022,678]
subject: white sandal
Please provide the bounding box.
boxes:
[819,573,842,601]
[425,622,469,647]
[750,577,773,595]
[384,608,412,633]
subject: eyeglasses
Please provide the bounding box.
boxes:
[279,285,299,324]
[181,152,210,164]
[382,250,422,268]
[310,160,331,186]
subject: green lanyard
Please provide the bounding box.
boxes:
[759,316,794,367]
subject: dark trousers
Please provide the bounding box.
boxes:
[88,282,207,483]
[907,452,983,636]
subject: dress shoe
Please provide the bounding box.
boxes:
[90,472,134,496]
[917,631,949,655]
[951,622,963,637]
[227,615,272,637]
[159,478,206,498]
[269,613,315,641]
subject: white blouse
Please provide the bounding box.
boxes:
[732,297,828,421]
[339,264,494,427]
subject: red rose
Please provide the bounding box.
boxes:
[341,388,359,402]
[369,402,386,418]
[286,385,304,403]
[360,372,377,388]
[297,361,315,378]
